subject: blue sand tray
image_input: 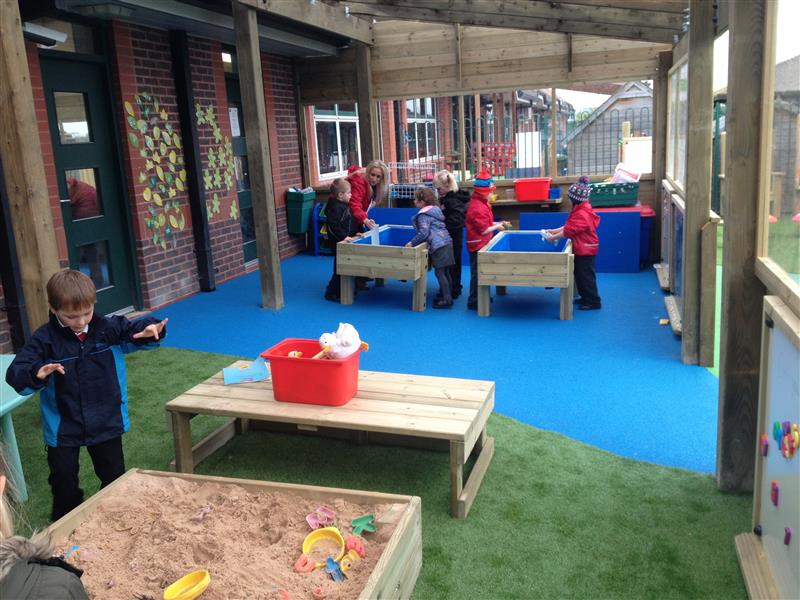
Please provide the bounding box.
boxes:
[337,225,430,311]
[478,231,574,320]
[519,211,641,273]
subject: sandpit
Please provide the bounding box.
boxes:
[47,470,422,600]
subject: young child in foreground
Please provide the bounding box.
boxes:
[546,175,602,310]
[5,269,167,521]
[465,170,511,310]
[405,187,455,308]
[324,177,360,302]
[0,448,88,598]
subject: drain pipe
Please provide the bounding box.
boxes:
[0,156,31,349]
[169,29,216,291]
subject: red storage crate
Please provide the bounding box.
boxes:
[514,177,552,201]
[260,338,360,406]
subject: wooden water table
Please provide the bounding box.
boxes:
[166,362,495,518]
[336,225,429,311]
[477,231,574,319]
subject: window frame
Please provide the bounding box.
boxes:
[755,0,800,313]
[313,103,361,180]
[406,97,440,163]
[665,58,689,195]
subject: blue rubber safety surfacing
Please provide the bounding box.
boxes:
[157,254,719,473]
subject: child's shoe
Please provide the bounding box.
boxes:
[433,299,453,309]
[578,303,601,311]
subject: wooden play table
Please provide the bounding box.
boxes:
[166,362,495,518]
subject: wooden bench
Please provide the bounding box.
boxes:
[165,362,495,518]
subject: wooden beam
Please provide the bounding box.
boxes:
[680,0,714,365]
[458,95,467,180]
[550,0,688,11]
[346,1,679,43]
[233,1,284,309]
[717,0,769,492]
[0,0,60,331]
[355,41,378,165]
[238,0,373,44]
[652,51,672,262]
[455,24,462,87]
[550,87,558,178]
[474,94,482,172]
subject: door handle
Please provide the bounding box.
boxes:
[60,198,71,204]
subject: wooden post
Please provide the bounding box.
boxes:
[355,41,378,165]
[474,94,482,173]
[232,1,284,309]
[652,51,672,262]
[550,87,558,178]
[0,1,60,331]
[458,95,467,181]
[681,0,714,365]
[717,0,769,492]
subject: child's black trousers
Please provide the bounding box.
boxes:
[574,255,601,308]
[46,436,125,520]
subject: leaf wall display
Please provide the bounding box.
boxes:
[194,101,237,223]
[125,93,187,250]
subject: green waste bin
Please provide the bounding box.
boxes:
[286,190,315,234]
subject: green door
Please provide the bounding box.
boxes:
[226,76,256,263]
[41,56,136,315]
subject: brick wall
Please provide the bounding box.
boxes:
[262,53,307,260]
[0,283,11,353]
[111,22,199,307]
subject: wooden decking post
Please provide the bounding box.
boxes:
[0,1,60,331]
[232,0,284,310]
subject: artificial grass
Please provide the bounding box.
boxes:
[11,347,751,599]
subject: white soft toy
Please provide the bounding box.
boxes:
[318,323,369,359]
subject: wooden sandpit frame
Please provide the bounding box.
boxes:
[477,231,574,319]
[336,225,429,311]
[45,469,422,600]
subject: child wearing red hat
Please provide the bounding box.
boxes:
[545,176,602,310]
[465,170,510,310]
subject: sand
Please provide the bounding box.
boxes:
[58,473,404,600]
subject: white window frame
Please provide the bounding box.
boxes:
[314,104,361,180]
[406,98,439,163]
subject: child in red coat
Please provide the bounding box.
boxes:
[465,170,510,310]
[546,176,602,310]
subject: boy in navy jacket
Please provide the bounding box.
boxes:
[5,269,167,520]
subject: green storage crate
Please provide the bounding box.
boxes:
[286,190,315,234]
[588,182,640,207]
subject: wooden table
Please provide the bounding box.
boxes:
[0,355,35,501]
[336,225,429,311]
[166,362,495,518]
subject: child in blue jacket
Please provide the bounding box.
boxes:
[405,187,455,308]
[5,269,167,520]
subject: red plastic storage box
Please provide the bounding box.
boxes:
[514,177,552,201]
[260,338,361,406]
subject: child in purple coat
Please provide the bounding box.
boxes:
[405,187,455,308]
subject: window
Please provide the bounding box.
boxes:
[405,98,439,161]
[666,61,689,190]
[313,103,360,179]
[763,0,800,284]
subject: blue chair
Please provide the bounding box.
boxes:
[0,355,34,501]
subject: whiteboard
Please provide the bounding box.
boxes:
[755,297,800,598]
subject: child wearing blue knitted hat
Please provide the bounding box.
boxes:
[545,176,601,310]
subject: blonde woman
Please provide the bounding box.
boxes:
[346,160,390,230]
[346,160,390,290]
[0,449,88,598]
